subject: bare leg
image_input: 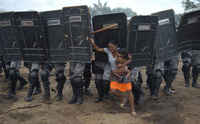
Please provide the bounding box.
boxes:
[128,91,136,116]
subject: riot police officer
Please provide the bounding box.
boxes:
[146,62,164,100]
[181,51,200,88]
[83,63,92,96]
[163,56,179,95]
[7,60,28,99]
[25,62,41,102]
[69,62,85,104]
[54,64,66,101]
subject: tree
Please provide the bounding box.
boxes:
[112,8,137,17]
[90,0,111,16]
[89,0,137,17]
[182,0,200,10]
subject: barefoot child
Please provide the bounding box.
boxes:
[110,49,136,116]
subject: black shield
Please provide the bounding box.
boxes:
[0,12,21,62]
[152,9,178,63]
[41,10,66,63]
[63,6,92,63]
[15,11,47,63]
[92,13,127,63]
[177,9,200,52]
[127,16,158,67]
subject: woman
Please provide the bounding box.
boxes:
[89,38,136,116]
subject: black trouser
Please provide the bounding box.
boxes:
[27,69,40,97]
[95,79,105,99]
[132,71,144,104]
[83,73,91,89]
[148,70,163,97]
[40,69,50,100]
[163,69,177,91]
[182,63,191,85]
[70,76,84,102]
[8,68,18,95]
[192,65,200,85]
[56,70,66,97]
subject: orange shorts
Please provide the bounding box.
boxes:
[110,81,132,92]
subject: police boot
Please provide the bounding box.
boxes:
[95,79,104,103]
[56,81,65,101]
[7,69,17,99]
[17,76,28,90]
[104,80,110,99]
[69,84,78,104]
[192,73,200,88]
[192,81,200,88]
[7,80,17,99]
[25,84,34,102]
[77,87,84,104]
[33,81,42,95]
[42,81,50,101]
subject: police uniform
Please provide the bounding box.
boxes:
[163,56,179,95]
[146,62,164,99]
[55,64,66,101]
[25,62,41,102]
[129,67,144,105]
[83,63,92,95]
[40,63,52,101]
[7,60,28,99]
[182,51,200,88]
[92,60,107,102]
[69,62,85,104]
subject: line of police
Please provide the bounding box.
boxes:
[0,7,200,107]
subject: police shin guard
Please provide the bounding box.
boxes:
[95,79,104,102]
[182,64,191,87]
[69,81,78,104]
[41,70,50,101]
[77,86,84,104]
[17,75,28,90]
[33,80,42,95]
[104,80,110,98]
[25,70,39,102]
[192,66,200,88]
[55,72,66,101]
[7,69,18,99]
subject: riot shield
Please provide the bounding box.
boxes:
[152,9,178,63]
[63,6,92,63]
[0,12,22,62]
[15,11,47,63]
[127,16,158,68]
[177,8,200,52]
[40,10,66,63]
[92,13,127,63]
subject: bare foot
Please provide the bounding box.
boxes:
[131,111,137,116]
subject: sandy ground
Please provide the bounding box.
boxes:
[0,67,200,124]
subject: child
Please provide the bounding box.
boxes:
[110,49,136,116]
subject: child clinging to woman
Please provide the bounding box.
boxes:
[110,49,136,116]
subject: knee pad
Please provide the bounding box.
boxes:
[9,69,18,81]
[29,70,39,82]
[40,70,49,82]
[56,72,66,82]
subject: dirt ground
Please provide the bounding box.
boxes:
[0,66,200,124]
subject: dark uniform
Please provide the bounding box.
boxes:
[92,60,108,102]
[69,63,85,104]
[163,56,179,95]
[83,63,92,95]
[25,63,41,102]
[55,64,66,101]
[130,67,144,105]
[182,51,200,88]
[146,62,164,99]
[7,61,28,99]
